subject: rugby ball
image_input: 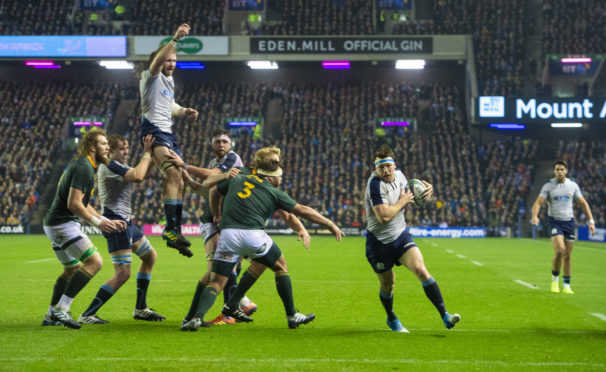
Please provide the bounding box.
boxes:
[407,179,427,206]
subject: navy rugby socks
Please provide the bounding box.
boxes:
[422,277,446,318]
[136,272,152,310]
[379,290,397,321]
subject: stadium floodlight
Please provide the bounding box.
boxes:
[25,61,54,66]
[247,61,278,70]
[26,60,60,68]
[561,57,592,63]
[99,60,133,69]
[395,59,425,69]
[489,123,526,129]
[176,62,206,70]
[551,123,583,128]
[322,61,350,69]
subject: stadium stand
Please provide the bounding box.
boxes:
[0,80,123,225]
[252,0,373,35]
[542,0,606,54]
[392,0,525,96]
[555,140,606,227]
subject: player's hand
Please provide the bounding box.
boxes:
[400,188,414,206]
[228,167,240,178]
[173,23,190,41]
[421,180,433,201]
[531,216,540,226]
[165,150,184,167]
[142,134,154,153]
[184,108,198,122]
[589,223,596,236]
[213,215,222,225]
[328,223,345,242]
[297,229,311,250]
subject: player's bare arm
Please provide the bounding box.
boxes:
[208,186,222,224]
[122,134,154,183]
[164,150,219,179]
[149,23,190,76]
[373,188,413,224]
[67,187,126,233]
[291,204,345,242]
[576,196,596,235]
[531,196,546,226]
[276,209,311,250]
[200,167,240,188]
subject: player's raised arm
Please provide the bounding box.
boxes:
[149,23,190,76]
[122,134,154,183]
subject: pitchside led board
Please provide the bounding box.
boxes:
[476,96,606,127]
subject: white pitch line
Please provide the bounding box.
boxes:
[25,258,54,264]
[590,313,606,322]
[445,249,454,253]
[514,280,538,289]
[431,243,438,247]
[471,261,484,266]
[0,357,602,368]
[456,254,466,259]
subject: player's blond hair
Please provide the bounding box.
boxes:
[253,146,281,169]
[78,128,107,156]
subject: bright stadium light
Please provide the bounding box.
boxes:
[322,60,350,69]
[99,60,133,69]
[551,123,583,128]
[395,59,425,69]
[247,61,279,70]
[561,57,592,63]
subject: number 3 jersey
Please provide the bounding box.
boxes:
[217,174,297,230]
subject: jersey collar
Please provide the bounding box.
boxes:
[86,155,98,169]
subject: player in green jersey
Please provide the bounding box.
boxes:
[42,129,127,329]
[182,158,344,331]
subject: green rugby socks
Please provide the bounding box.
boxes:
[275,273,296,317]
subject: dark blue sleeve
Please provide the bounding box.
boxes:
[369,177,384,206]
[107,160,129,176]
[217,153,238,172]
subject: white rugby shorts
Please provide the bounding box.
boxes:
[214,228,273,264]
[43,221,94,267]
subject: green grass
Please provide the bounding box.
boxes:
[1,235,605,371]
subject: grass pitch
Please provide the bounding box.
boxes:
[0,235,605,371]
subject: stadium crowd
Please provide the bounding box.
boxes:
[555,140,606,227]
[542,0,606,54]
[393,0,526,97]
[0,81,122,229]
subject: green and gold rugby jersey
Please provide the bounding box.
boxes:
[43,156,97,226]
[217,173,297,230]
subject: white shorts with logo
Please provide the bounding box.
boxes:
[43,221,94,267]
[215,228,273,264]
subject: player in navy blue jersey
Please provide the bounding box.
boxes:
[79,134,166,324]
[135,23,198,256]
[364,145,460,333]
